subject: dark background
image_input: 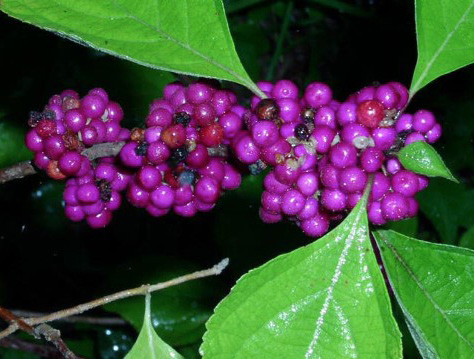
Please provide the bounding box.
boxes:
[1,0,473,358]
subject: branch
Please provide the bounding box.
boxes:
[0,258,229,340]
[0,307,83,359]
[0,141,126,185]
[0,161,37,184]
[0,141,230,185]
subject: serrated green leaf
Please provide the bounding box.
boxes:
[202,191,402,358]
[0,0,263,96]
[397,141,457,182]
[124,294,184,359]
[411,0,474,95]
[374,230,474,359]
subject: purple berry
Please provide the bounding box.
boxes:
[296,172,319,196]
[372,127,397,151]
[261,191,282,213]
[314,106,337,129]
[320,163,340,189]
[301,214,329,237]
[137,165,162,191]
[251,120,279,147]
[297,197,319,220]
[360,148,384,172]
[195,177,220,204]
[76,183,100,204]
[413,110,436,133]
[370,172,391,201]
[311,125,336,154]
[368,201,386,225]
[321,188,347,212]
[329,142,357,169]
[81,94,106,118]
[391,170,419,197]
[304,82,332,108]
[120,142,145,168]
[58,152,83,176]
[425,123,442,143]
[281,189,305,216]
[86,210,112,229]
[336,102,357,126]
[381,193,409,221]
[271,80,299,99]
[151,184,175,209]
[339,167,367,193]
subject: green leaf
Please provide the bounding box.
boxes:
[459,225,474,250]
[374,230,474,359]
[202,191,402,358]
[417,179,474,244]
[397,141,458,182]
[0,0,263,96]
[124,293,184,359]
[0,119,31,168]
[411,0,474,95]
[385,217,419,238]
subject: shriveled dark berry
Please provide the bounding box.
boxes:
[256,99,279,121]
[135,141,149,156]
[96,179,112,202]
[130,128,146,142]
[178,170,196,186]
[28,111,44,127]
[43,110,56,121]
[249,159,267,175]
[63,131,83,151]
[173,112,191,126]
[302,107,316,123]
[294,123,310,141]
[385,129,412,155]
[168,146,188,167]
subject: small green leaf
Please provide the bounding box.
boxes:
[202,191,402,358]
[374,230,474,359]
[0,0,263,96]
[411,0,474,95]
[124,293,184,359]
[398,141,458,182]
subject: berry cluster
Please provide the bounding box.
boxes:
[118,82,243,218]
[63,158,131,228]
[25,89,128,179]
[233,80,441,237]
[25,88,131,227]
[24,80,442,234]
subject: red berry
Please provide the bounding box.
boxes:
[356,100,385,128]
[47,160,67,180]
[161,124,186,149]
[200,123,224,147]
[36,119,57,138]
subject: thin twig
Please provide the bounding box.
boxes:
[0,308,83,359]
[0,258,229,340]
[35,324,83,359]
[11,310,126,326]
